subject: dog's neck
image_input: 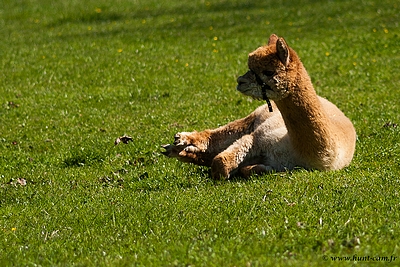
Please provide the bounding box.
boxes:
[275,66,336,169]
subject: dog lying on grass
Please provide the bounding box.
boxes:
[162,34,356,179]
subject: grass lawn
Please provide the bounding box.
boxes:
[1,0,399,266]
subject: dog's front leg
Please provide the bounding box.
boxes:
[162,112,257,167]
[211,134,255,179]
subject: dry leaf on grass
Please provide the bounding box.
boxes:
[9,178,27,186]
[114,135,133,146]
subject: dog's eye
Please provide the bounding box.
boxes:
[262,70,275,76]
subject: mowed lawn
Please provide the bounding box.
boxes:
[0,0,399,266]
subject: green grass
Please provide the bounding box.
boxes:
[0,0,399,266]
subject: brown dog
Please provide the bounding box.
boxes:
[162,34,356,179]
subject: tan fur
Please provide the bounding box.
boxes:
[162,34,356,179]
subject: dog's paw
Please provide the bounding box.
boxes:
[161,142,203,165]
[173,132,193,147]
[174,132,208,151]
[211,154,232,180]
[160,144,179,157]
[161,132,205,158]
[161,131,213,166]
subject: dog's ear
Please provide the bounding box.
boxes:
[268,34,279,45]
[276,37,290,67]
